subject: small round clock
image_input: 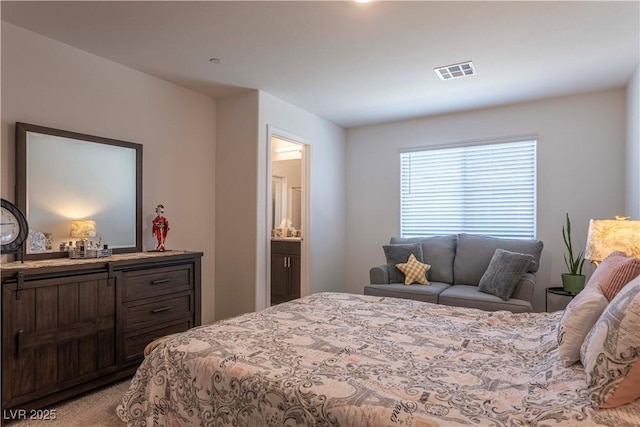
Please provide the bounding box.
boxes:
[1,198,29,253]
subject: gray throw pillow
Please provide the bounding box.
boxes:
[383,243,424,284]
[478,249,534,300]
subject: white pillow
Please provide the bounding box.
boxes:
[557,284,608,367]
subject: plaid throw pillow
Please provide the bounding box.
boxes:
[396,253,431,285]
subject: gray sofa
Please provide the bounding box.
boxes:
[364,234,544,313]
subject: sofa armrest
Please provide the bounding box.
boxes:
[511,272,535,302]
[370,264,390,284]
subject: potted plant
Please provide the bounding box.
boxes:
[562,213,586,293]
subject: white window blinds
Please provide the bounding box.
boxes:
[400,139,537,239]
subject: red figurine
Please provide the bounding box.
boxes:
[152,204,169,251]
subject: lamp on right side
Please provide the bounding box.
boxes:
[584,218,640,266]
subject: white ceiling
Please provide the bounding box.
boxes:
[2,1,639,128]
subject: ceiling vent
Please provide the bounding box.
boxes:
[434,61,477,81]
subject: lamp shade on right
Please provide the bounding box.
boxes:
[585,219,640,262]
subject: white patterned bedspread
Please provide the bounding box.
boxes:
[117,292,640,426]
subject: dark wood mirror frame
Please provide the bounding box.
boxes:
[15,122,143,260]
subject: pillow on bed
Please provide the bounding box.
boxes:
[383,243,424,284]
[478,249,533,300]
[580,275,640,408]
[586,251,640,301]
[557,283,608,367]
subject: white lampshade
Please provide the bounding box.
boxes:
[70,219,97,239]
[584,219,640,262]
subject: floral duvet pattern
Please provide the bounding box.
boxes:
[117,293,640,426]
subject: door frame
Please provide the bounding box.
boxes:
[265,125,310,307]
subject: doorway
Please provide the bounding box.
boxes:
[267,127,309,306]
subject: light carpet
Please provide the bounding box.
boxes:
[6,379,130,427]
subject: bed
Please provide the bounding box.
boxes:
[116,292,640,426]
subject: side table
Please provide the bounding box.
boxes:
[546,286,578,312]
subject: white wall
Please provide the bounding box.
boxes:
[258,91,347,308]
[214,91,346,320]
[214,91,259,321]
[345,90,626,312]
[627,64,640,218]
[1,23,218,323]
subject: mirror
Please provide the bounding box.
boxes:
[271,137,302,239]
[272,176,287,230]
[16,122,142,259]
[290,186,301,229]
[271,159,301,233]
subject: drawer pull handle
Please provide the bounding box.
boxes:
[151,278,171,285]
[151,306,171,314]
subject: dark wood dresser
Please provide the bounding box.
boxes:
[1,250,202,412]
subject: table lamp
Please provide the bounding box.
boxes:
[70,219,97,244]
[584,218,640,266]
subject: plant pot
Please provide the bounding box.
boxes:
[562,273,586,294]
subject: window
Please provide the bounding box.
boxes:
[400,139,537,239]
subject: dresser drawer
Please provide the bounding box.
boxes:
[122,264,193,302]
[121,319,193,363]
[124,292,193,330]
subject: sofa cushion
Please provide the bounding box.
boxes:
[390,235,456,283]
[453,234,543,286]
[438,284,533,312]
[383,243,424,284]
[395,253,431,285]
[478,249,534,300]
[364,282,451,304]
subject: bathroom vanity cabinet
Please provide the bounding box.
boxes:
[271,240,300,305]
